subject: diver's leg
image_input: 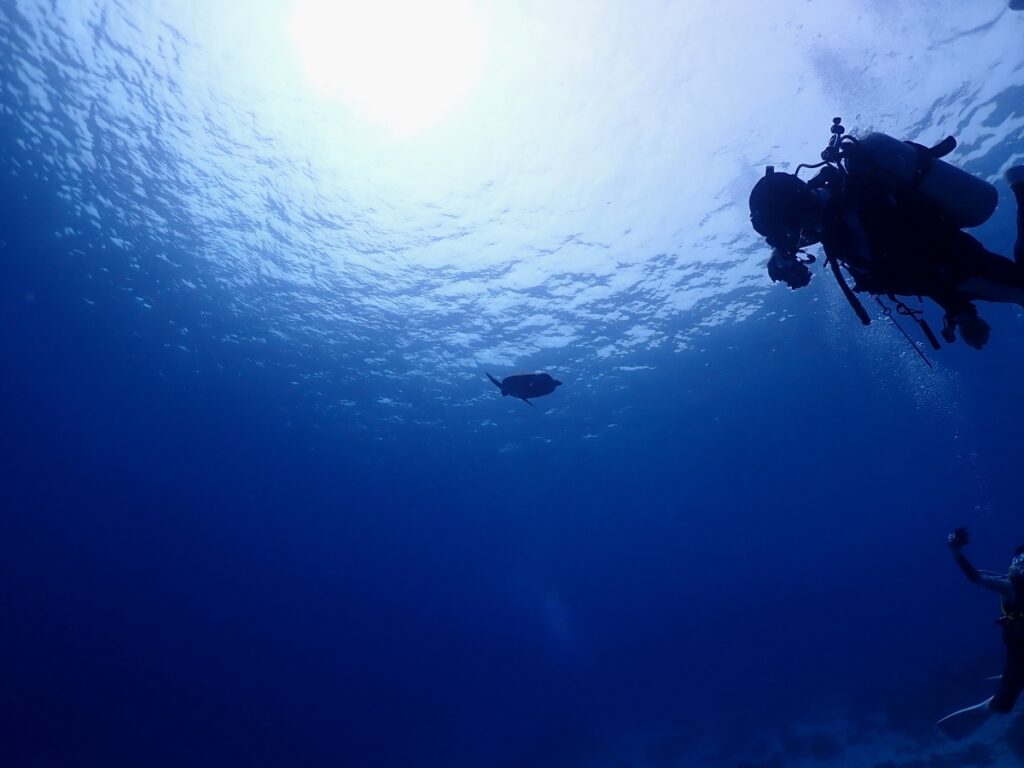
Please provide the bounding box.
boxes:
[953,241,1024,307]
[957,275,1024,307]
[990,639,1024,714]
[1007,166,1024,266]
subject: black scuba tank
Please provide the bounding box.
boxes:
[845,132,998,229]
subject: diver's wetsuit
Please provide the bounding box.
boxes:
[954,552,1024,713]
[814,168,1024,319]
[1014,180,1024,266]
[994,597,1024,712]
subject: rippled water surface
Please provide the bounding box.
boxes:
[5,1,1023,439]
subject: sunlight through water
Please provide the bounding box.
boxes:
[289,0,487,137]
[2,0,1023,438]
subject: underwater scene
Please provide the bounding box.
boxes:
[4,1,1024,766]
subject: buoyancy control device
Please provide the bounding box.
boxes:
[842,131,997,228]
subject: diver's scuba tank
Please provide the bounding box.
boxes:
[845,131,998,228]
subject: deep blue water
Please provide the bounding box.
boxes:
[3,2,1024,767]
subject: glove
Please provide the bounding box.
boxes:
[953,310,990,350]
[767,249,812,290]
[948,527,969,550]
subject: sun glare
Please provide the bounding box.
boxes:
[289,0,486,137]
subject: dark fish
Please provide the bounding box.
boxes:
[486,371,562,406]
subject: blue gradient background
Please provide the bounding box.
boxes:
[3,2,1024,766]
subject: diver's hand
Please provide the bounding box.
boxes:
[948,527,969,551]
[952,309,990,350]
[948,528,985,585]
[767,248,812,290]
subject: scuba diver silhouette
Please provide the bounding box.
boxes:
[749,118,1024,352]
[937,528,1024,740]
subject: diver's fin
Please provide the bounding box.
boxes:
[486,372,503,391]
[936,696,993,741]
[520,398,535,407]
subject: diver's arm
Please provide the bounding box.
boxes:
[948,534,1014,596]
[977,573,1015,596]
[951,544,979,582]
[822,207,877,291]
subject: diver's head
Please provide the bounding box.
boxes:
[749,167,818,252]
[1010,548,1024,583]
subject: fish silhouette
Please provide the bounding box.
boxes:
[486,372,562,407]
